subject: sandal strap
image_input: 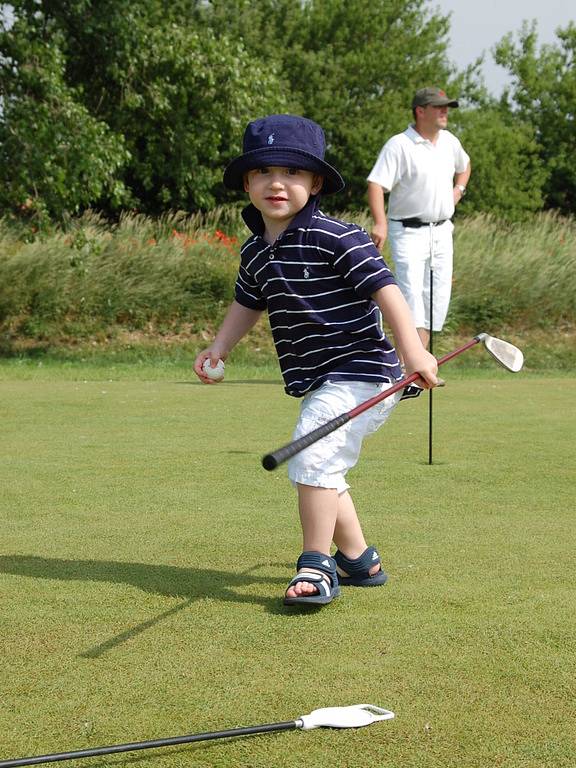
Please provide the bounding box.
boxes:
[287,571,333,598]
[297,551,338,584]
[334,546,380,577]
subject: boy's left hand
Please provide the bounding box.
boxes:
[404,349,439,389]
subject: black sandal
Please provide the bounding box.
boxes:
[284,551,341,606]
[334,546,388,587]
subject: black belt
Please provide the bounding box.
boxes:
[391,218,448,228]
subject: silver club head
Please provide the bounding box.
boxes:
[477,333,524,372]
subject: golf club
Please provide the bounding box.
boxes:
[262,332,523,470]
[0,705,394,767]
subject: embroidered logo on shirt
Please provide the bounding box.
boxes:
[303,267,310,279]
[267,133,274,145]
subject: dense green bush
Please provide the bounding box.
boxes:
[455,109,548,221]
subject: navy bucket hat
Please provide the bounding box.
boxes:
[223,114,345,195]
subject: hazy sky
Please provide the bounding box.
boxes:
[433,0,573,94]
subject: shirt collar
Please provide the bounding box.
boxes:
[407,124,444,145]
[241,195,321,238]
[406,124,428,143]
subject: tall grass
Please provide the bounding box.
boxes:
[449,213,576,331]
[344,209,576,331]
[0,209,574,364]
[0,210,241,344]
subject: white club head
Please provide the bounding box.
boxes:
[477,333,524,372]
[298,704,395,730]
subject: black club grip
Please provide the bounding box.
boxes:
[261,413,350,471]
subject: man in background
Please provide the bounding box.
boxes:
[367,87,471,349]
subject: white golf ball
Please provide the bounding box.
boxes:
[202,358,225,381]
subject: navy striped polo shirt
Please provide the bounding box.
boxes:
[235,197,403,397]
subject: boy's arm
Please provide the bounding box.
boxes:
[372,284,438,387]
[194,300,263,384]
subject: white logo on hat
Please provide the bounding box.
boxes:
[267,133,274,145]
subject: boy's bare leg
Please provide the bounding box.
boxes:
[285,484,338,599]
[285,486,380,598]
[333,491,381,577]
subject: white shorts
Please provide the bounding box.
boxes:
[287,380,402,493]
[388,219,454,331]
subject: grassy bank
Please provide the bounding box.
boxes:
[1,209,574,370]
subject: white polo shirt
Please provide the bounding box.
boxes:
[367,125,470,222]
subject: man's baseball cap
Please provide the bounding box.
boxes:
[223,114,345,195]
[412,87,459,109]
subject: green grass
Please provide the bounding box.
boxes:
[1,363,574,767]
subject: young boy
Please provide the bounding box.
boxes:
[194,114,438,607]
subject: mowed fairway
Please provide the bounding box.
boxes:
[1,366,574,768]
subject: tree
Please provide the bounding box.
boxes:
[454,107,548,220]
[0,17,129,222]
[494,21,576,214]
[192,0,457,208]
[106,25,289,211]
[1,1,568,220]
[1,1,289,216]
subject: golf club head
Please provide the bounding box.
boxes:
[477,333,524,372]
[298,704,395,730]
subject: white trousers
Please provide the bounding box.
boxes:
[388,219,454,331]
[287,381,402,493]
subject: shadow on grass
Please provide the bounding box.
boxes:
[0,555,310,657]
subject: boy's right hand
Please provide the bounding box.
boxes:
[194,349,226,384]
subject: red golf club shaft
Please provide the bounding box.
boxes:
[261,335,481,470]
